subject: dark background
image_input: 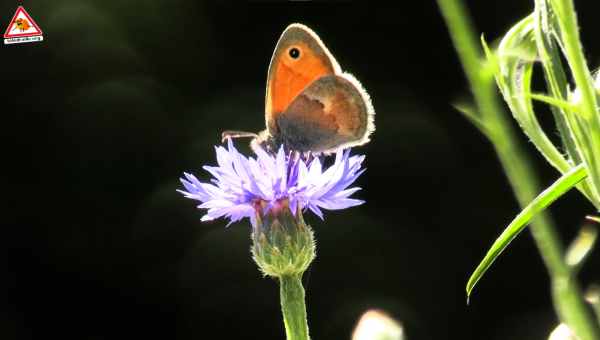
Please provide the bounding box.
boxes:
[2,1,600,339]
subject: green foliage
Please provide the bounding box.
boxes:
[466,164,587,294]
[466,0,600,295]
[438,0,600,337]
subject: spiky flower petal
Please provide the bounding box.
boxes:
[178,138,366,227]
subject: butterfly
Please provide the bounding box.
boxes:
[222,23,375,157]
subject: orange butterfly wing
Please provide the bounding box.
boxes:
[265,24,341,131]
[275,73,374,155]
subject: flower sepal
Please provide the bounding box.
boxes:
[252,198,315,277]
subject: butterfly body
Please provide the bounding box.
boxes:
[223,24,374,156]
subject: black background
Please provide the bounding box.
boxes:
[2,1,600,339]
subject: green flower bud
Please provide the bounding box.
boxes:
[251,198,316,277]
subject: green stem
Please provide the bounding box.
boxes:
[437,0,599,338]
[279,274,309,340]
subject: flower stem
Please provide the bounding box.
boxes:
[279,273,309,340]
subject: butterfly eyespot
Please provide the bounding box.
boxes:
[289,47,300,59]
[311,86,319,92]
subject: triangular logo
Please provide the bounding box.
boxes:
[4,6,42,38]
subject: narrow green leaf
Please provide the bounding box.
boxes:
[466,163,588,296]
[453,103,494,139]
[586,215,600,223]
[493,14,574,180]
[533,0,599,208]
[550,0,600,207]
[527,93,585,114]
[481,35,504,89]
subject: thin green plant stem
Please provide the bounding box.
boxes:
[436,0,599,338]
[279,274,309,340]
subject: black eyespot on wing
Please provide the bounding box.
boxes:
[289,48,300,59]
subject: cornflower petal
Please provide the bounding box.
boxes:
[306,201,324,220]
[215,147,237,178]
[330,187,362,200]
[317,198,364,210]
[178,140,367,227]
[307,156,322,180]
[275,145,287,195]
[255,146,278,178]
[297,159,309,190]
[229,141,252,184]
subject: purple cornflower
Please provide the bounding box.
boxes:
[178,138,366,227]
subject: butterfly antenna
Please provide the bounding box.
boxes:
[221,130,260,143]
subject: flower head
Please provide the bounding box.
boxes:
[178,138,366,227]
